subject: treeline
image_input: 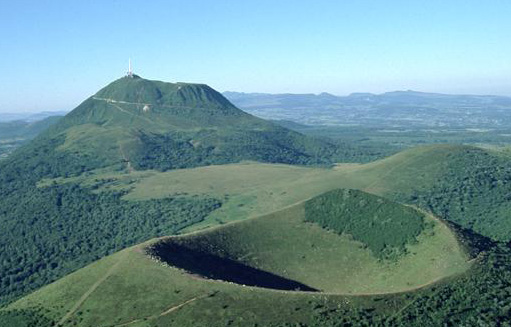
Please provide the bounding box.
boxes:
[304,189,426,259]
[132,128,385,172]
[305,242,511,327]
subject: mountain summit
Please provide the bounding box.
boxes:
[60,75,251,131]
[40,75,345,172]
[93,75,239,114]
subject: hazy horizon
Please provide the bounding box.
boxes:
[1,1,510,113]
[3,85,511,114]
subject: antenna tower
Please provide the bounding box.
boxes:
[127,58,133,78]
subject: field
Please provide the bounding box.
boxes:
[54,144,453,232]
[37,143,511,241]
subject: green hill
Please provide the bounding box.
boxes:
[111,144,511,243]
[49,75,372,171]
[0,75,378,305]
[1,189,470,327]
[350,144,511,241]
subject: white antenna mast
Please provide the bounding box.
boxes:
[127,58,133,78]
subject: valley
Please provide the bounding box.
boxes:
[225,91,511,157]
[0,117,62,159]
[225,91,511,129]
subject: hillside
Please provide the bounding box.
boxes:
[0,75,381,305]
[351,145,511,241]
[103,144,511,243]
[48,75,377,171]
[1,189,470,326]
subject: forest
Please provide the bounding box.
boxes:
[0,133,221,304]
[305,189,426,259]
[133,128,387,172]
[401,147,511,241]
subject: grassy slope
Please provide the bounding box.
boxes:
[5,196,469,326]
[41,162,354,230]
[7,245,359,327]
[119,144,511,241]
[123,145,452,205]
[124,162,350,226]
[151,200,468,294]
[36,143,511,241]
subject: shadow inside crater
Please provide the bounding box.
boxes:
[148,241,319,292]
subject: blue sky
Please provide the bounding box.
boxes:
[0,0,510,112]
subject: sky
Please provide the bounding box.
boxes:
[0,0,510,112]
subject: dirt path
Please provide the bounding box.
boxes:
[93,97,164,108]
[92,96,213,112]
[159,295,207,316]
[119,143,134,173]
[110,102,154,124]
[112,294,208,327]
[389,296,421,320]
[57,254,125,326]
[91,97,154,124]
[93,97,152,107]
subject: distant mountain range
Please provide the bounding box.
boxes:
[224,90,511,128]
[0,116,63,159]
[0,117,62,140]
[0,111,67,122]
[4,89,511,127]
